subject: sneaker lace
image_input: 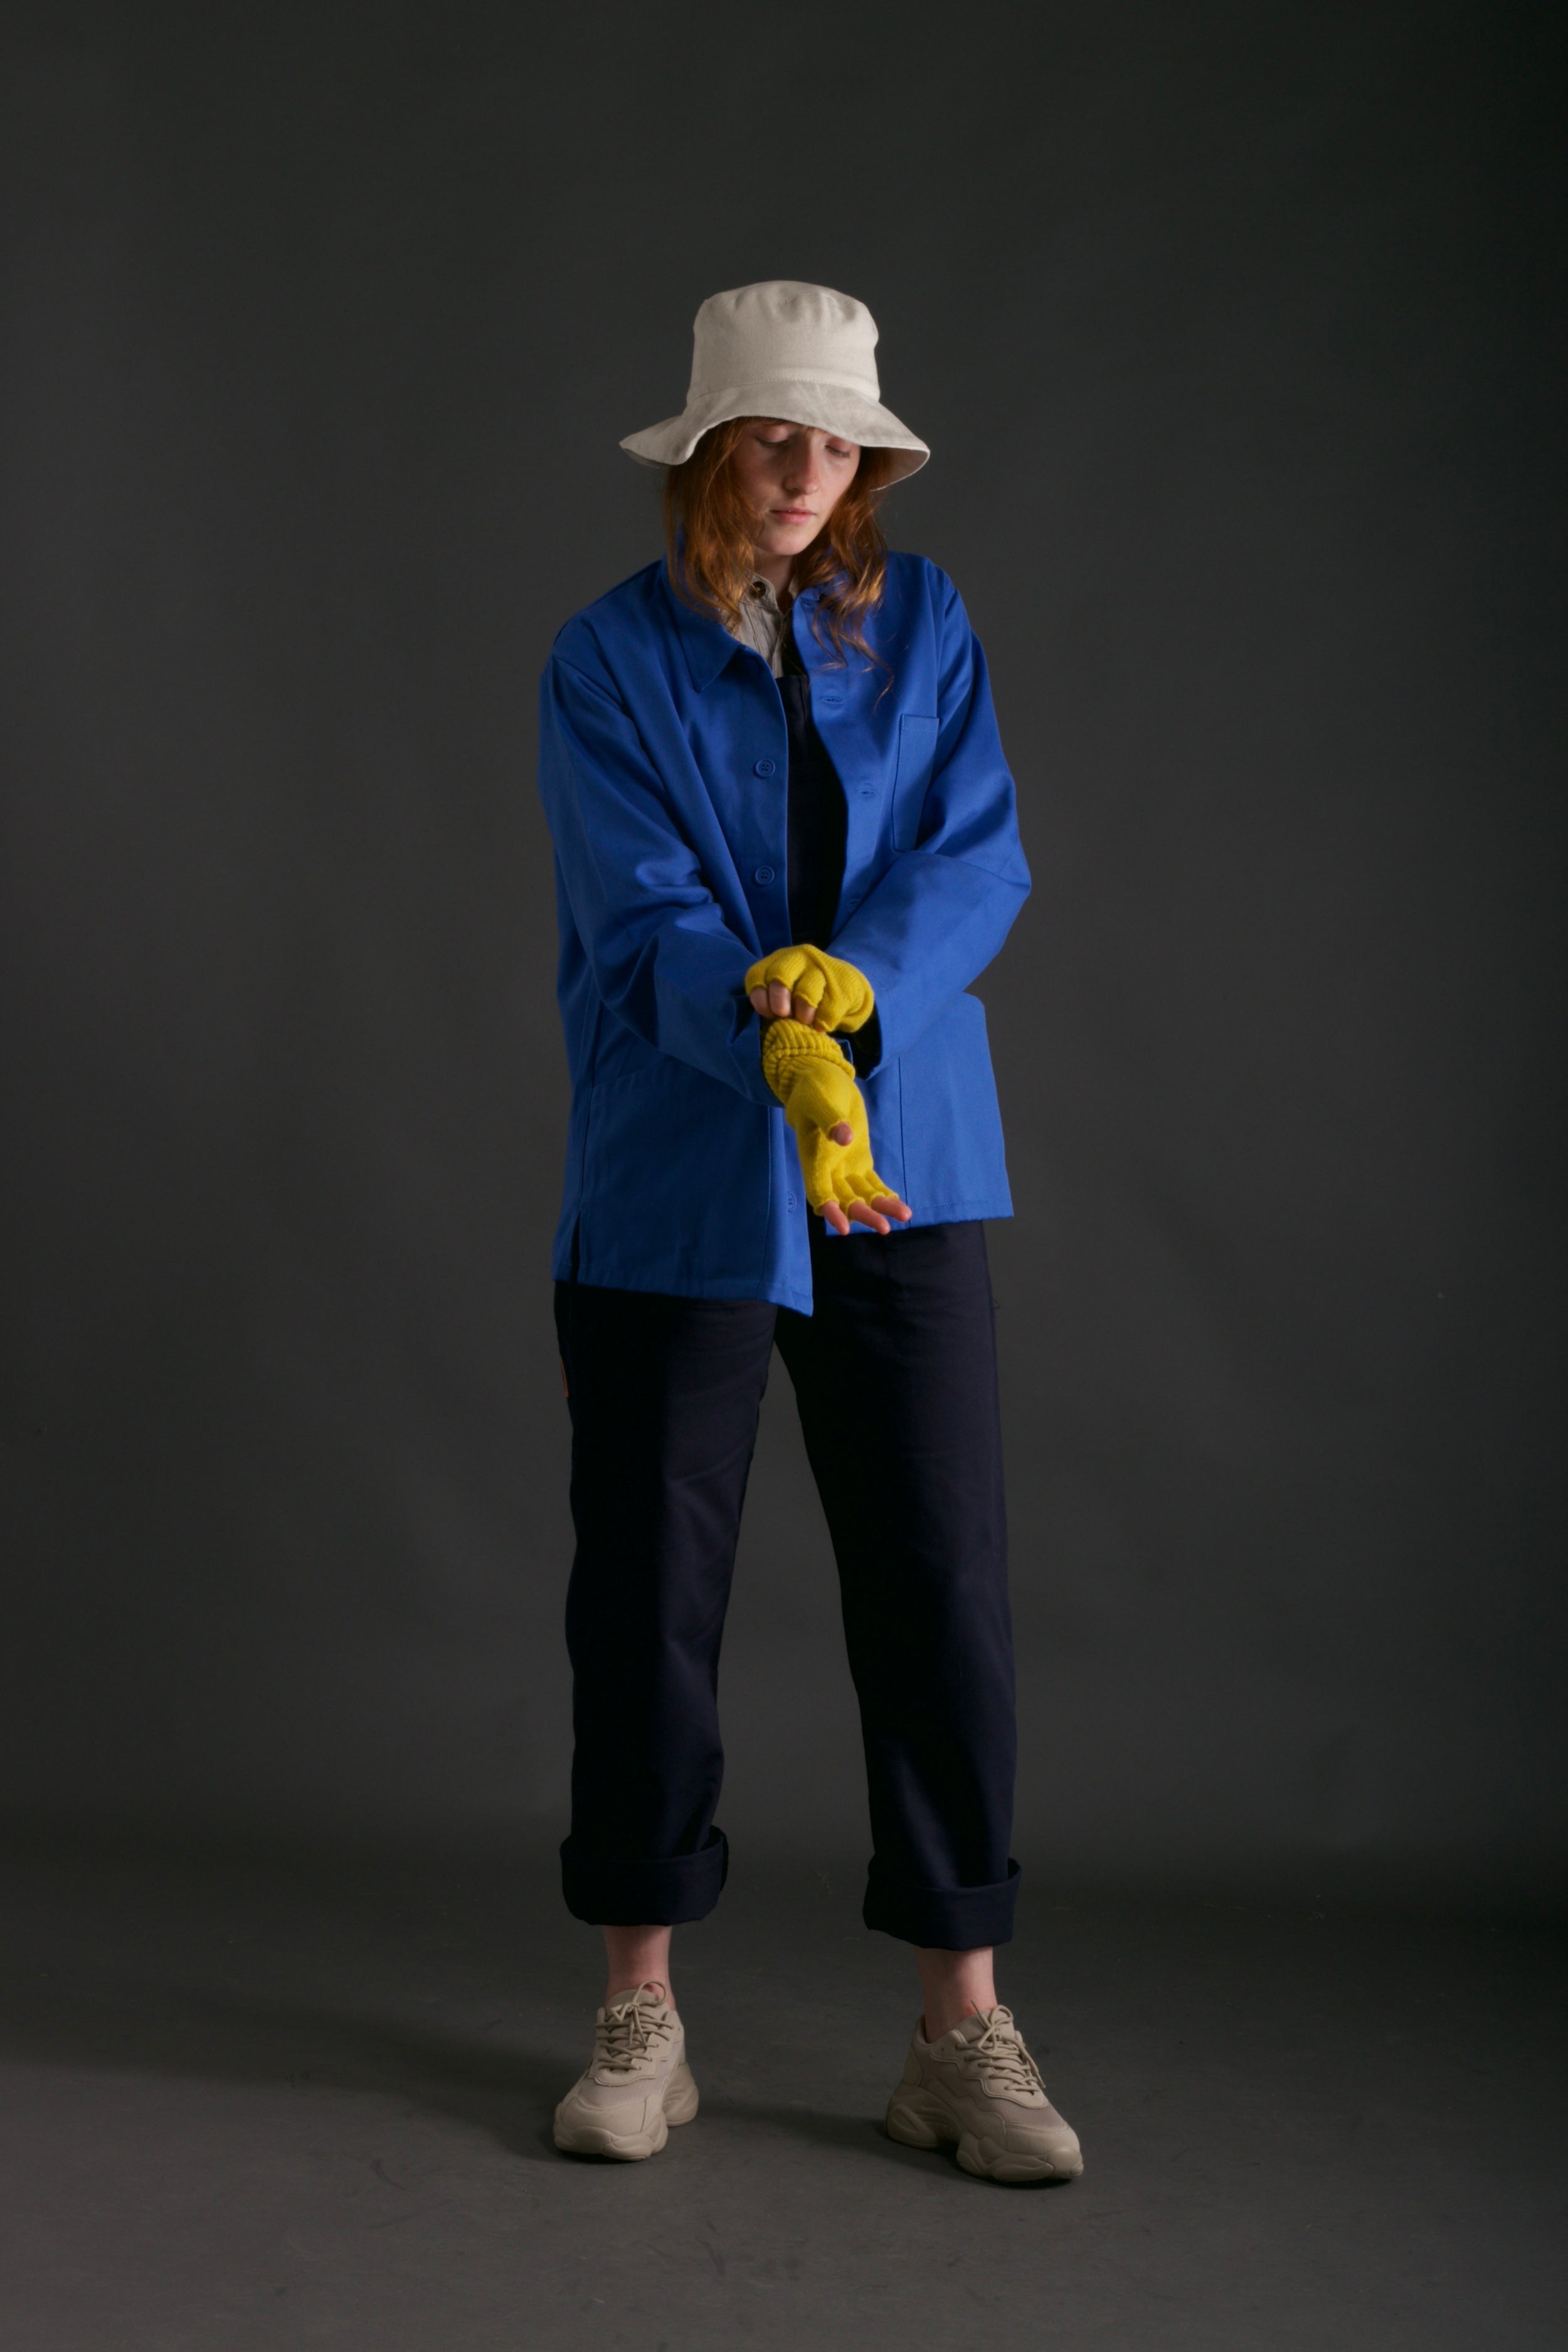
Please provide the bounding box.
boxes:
[596,1981,671,2074]
[967,2008,1044,2095]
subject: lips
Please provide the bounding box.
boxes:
[772,508,815,524]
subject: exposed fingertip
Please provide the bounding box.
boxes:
[872,1196,913,1221]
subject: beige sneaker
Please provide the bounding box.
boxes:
[553,1980,699,2161]
[885,2006,1084,2184]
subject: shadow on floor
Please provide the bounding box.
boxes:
[0,1948,942,2175]
[0,1830,1563,2351]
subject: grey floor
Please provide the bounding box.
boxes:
[0,1834,1560,2351]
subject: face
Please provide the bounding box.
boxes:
[728,418,861,568]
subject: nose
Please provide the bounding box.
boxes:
[781,437,824,495]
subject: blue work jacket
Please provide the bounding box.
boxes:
[537,550,1030,1313]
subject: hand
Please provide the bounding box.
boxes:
[744,945,874,1034]
[749,978,822,1025]
[792,1099,910,1235]
[760,1018,913,1239]
[821,1189,912,1239]
[807,1113,912,1238]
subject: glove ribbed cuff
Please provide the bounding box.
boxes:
[761,1016,852,1093]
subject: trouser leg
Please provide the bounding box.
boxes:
[775,1219,1019,1949]
[554,1278,776,1926]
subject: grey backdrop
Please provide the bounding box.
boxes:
[3,0,1562,1904]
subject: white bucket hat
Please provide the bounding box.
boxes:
[620,280,930,482]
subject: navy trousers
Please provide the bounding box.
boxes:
[553,1218,1019,1949]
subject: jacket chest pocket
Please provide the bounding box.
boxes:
[891,713,939,851]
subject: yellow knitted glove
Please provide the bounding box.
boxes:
[761,1018,899,1217]
[745,944,875,1033]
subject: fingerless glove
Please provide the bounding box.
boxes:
[761,1018,898,1217]
[745,944,875,1034]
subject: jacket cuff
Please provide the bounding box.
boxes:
[728,1010,780,1106]
[845,1005,884,1077]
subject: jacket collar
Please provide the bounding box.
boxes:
[658,558,828,693]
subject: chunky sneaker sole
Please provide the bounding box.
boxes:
[885,2006,1084,2185]
[553,2058,700,2161]
[886,2082,1082,2183]
[552,1979,699,2162]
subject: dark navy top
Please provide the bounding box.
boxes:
[779,625,849,955]
[778,625,885,1069]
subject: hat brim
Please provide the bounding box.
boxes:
[620,381,929,482]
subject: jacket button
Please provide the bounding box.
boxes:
[753,864,775,884]
[754,758,776,776]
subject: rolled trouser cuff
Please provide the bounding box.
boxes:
[560,1826,729,1926]
[863,1857,1020,1949]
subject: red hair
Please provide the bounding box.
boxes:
[662,419,895,666]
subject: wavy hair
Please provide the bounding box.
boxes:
[662,419,894,667]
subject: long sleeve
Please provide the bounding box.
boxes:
[538,652,775,1106]
[829,581,1030,1072]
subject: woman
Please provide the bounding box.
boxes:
[537,281,1082,2185]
